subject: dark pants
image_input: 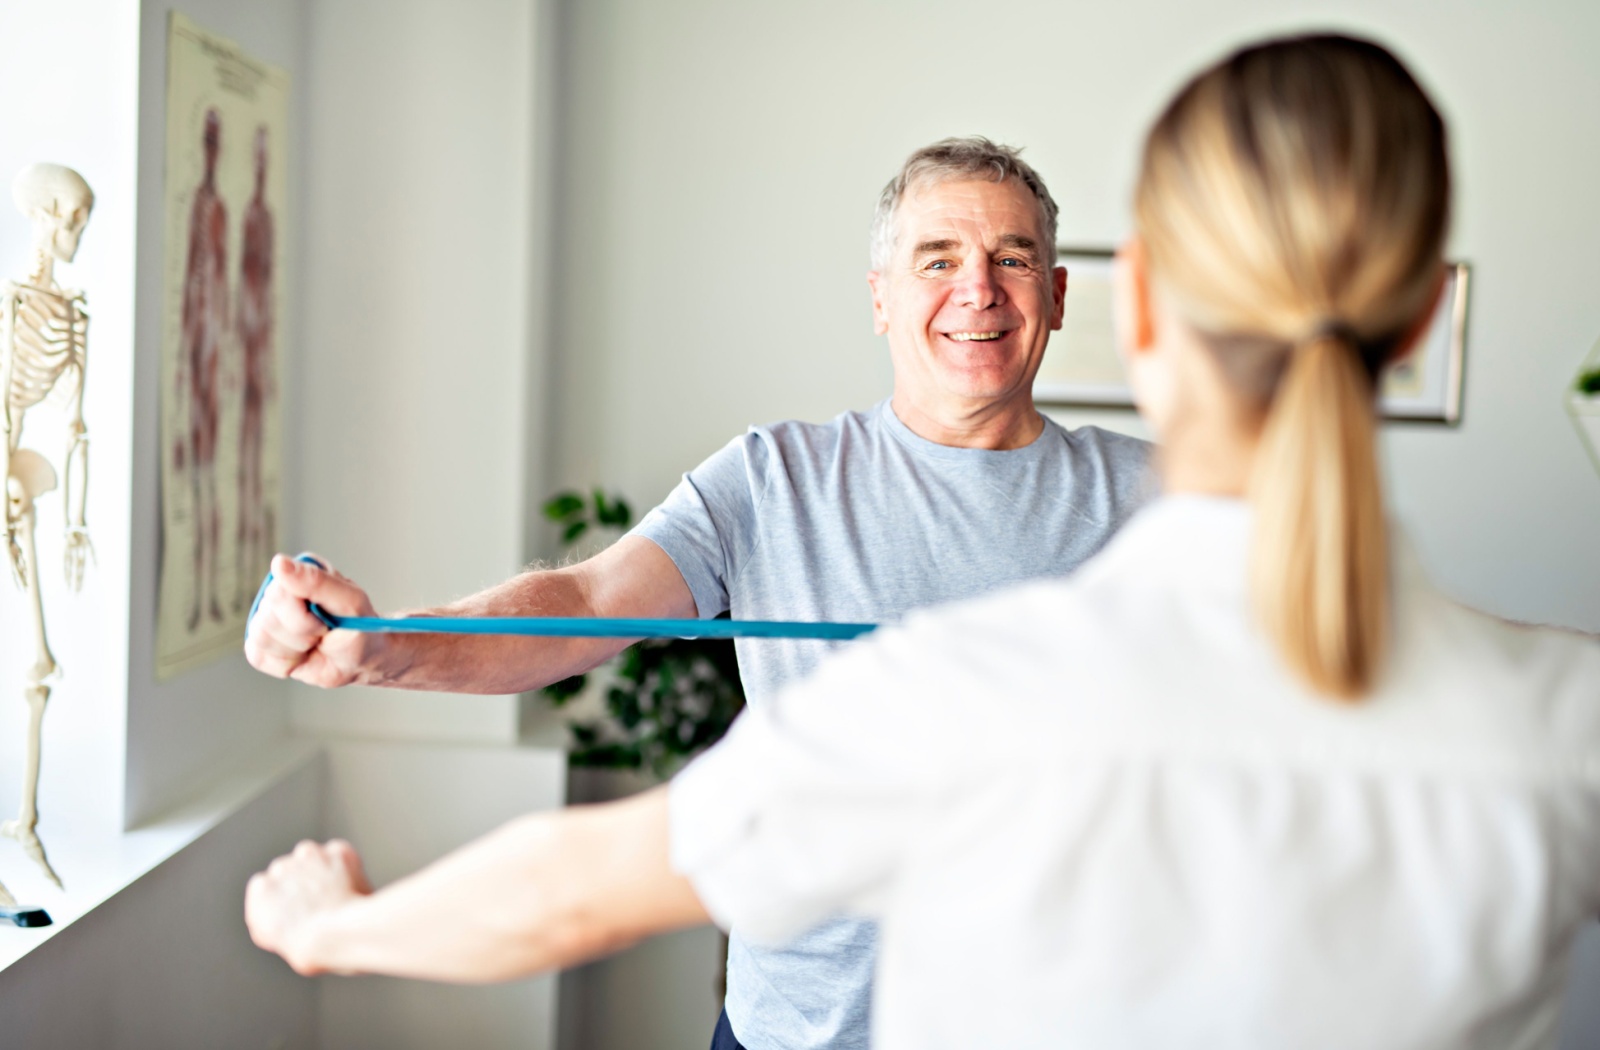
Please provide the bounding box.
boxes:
[710,1008,747,1050]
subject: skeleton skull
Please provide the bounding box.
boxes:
[12,164,94,265]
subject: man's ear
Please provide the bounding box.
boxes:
[1388,264,1449,368]
[866,271,889,336]
[1049,264,1068,331]
[1112,237,1156,359]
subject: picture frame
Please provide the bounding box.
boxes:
[1034,247,1471,424]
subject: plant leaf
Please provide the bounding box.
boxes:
[596,493,632,528]
[542,673,587,706]
[543,492,585,521]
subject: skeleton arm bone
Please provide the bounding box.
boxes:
[0,283,21,582]
[246,785,709,982]
[244,535,699,695]
[60,372,89,589]
[58,297,89,589]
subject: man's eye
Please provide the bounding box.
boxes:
[998,257,1026,268]
[926,260,951,271]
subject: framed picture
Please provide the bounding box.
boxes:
[157,12,290,678]
[1034,247,1471,424]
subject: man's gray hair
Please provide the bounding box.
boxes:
[870,136,1060,271]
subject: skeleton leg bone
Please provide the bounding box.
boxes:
[2,455,61,889]
[1,685,61,889]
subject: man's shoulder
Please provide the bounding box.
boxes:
[745,405,877,445]
[728,404,883,467]
[1040,420,1158,511]
[1046,418,1154,462]
[677,406,881,501]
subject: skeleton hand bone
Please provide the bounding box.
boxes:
[63,527,92,592]
[5,454,55,588]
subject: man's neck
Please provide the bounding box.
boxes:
[890,392,1046,451]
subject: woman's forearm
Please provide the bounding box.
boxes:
[269,787,710,983]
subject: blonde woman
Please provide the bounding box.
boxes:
[246,34,1600,1050]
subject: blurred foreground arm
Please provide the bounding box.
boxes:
[243,535,696,694]
[245,786,709,982]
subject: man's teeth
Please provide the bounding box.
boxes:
[946,331,1004,342]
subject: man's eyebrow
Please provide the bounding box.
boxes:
[999,234,1041,255]
[911,238,961,257]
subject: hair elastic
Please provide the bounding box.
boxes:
[1307,319,1361,346]
[1304,319,1392,384]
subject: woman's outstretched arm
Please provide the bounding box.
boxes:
[245,785,709,983]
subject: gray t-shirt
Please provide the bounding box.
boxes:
[633,399,1153,1050]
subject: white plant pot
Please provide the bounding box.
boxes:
[1567,392,1600,474]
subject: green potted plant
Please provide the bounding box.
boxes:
[540,489,745,779]
[1569,341,1600,476]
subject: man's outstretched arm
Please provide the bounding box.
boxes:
[245,786,709,983]
[244,535,697,694]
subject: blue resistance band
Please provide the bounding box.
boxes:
[247,555,879,642]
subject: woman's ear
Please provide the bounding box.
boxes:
[1114,236,1176,431]
[1113,237,1156,359]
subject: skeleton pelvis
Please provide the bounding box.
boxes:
[6,449,58,508]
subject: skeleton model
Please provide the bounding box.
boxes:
[0,163,94,899]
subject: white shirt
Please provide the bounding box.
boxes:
[669,497,1600,1050]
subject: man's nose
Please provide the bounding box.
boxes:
[954,260,1006,310]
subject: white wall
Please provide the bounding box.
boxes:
[0,755,321,1050]
[0,0,139,873]
[290,4,576,1046]
[1,3,572,1048]
[0,4,320,1046]
[125,0,309,829]
[547,1,1600,1046]
[319,740,565,1049]
[550,0,1600,635]
[293,0,546,744]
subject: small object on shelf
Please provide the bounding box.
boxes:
[0,904,51,928]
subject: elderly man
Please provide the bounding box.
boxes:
[246,136,1151,1050]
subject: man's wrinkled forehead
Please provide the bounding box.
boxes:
[893,177,1050,262]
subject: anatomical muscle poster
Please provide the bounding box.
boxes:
[157,12,288,679]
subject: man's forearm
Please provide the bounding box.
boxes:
[285,787,709,982]
[364,566,631,695]
[358,536,696,695]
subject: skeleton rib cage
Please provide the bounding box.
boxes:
[3,282,88,448]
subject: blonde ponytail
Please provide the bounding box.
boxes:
[1249,331,1388,698]
[1133,34,1450,700]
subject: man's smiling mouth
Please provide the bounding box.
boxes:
[943,331,1008,342]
